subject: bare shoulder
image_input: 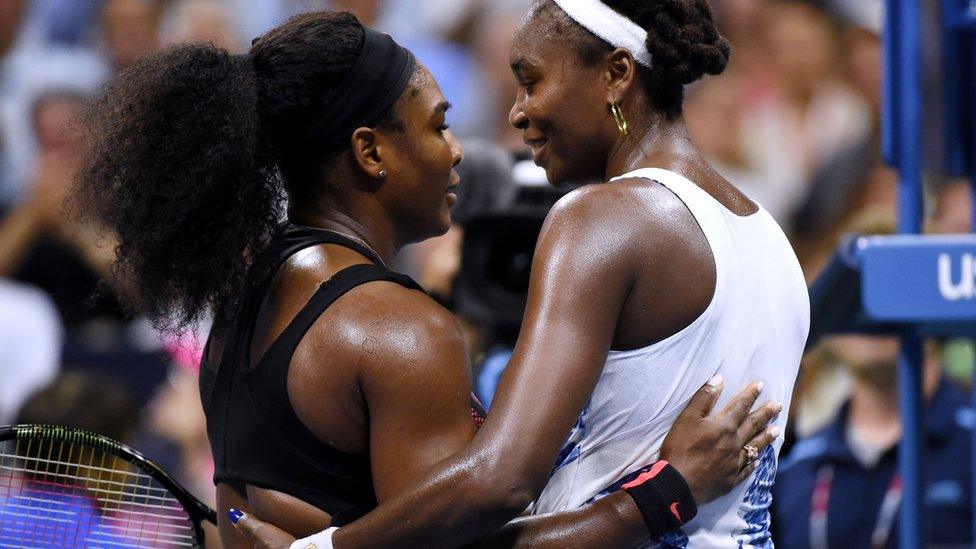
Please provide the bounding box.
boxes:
[302,279,467,377]
[543,178,701,258]
[287,277,470,454]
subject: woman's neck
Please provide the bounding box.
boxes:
[288,207,398,267]
[603,111,698,181]
[600,105,759,218]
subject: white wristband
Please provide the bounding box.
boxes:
[289,526,339,549]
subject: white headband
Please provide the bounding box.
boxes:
[552,0,653,68]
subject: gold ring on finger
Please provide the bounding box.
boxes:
[743,444,760,465]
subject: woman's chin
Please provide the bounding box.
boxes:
[541,162,559,185]
[547,162,601,186]
[545,165,576,186]
[435,214,453,235]
[541,157,580,186]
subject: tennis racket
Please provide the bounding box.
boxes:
[0,424,216,548]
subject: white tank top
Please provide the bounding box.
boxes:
[532,168,810,548]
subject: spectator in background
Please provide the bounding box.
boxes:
[0,371,144,548]
[930,180,975,390]
[0,89,123,330]
[377,0,478,43]
[470,1,532,149]
[14,370,138,442]
[0,0,26,206]
[145,363,216,509]
[329,0,383,26]
[0,1,23,54]
[0,1,25,98]
[0,279,61,424]
[0,85,171,406]
[826,0,883,34]
[226,0,329,49]
[15,0,104,49]
[711,0,766,47]
[843,26,882,120]
[0,0,108,207]
[709,0,771,83]
[739,1,871,227]
[685,73,770,215]
[773,336,973,548]
[365,0,489,142]
[160,0,243,51]
[791,23,886,252]
[932,179,974,235]
[787,208,893,448]
[102,0,163,71]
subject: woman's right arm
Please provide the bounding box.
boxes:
[233,377,782,548]
[466,378,782,548]
[236,186,783,548]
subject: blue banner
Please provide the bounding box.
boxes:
[860,235,976,321]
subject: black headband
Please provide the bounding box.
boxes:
[303,28,416,166]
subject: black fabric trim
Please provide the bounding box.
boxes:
[278,223,386,267]
[245,265,424,479]
[204,221,426,515]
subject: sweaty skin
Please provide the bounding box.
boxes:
[235,378,777,548]
[215,202,776,549]
[215,175,776,549]
[269,21,766,549]
[208,66,474,548]
[309,171,757,549]
[232,20,781,549]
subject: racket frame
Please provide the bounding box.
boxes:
[0,424,217,548]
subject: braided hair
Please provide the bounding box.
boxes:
[532,0,731,119]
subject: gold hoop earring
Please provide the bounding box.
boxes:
[609,101,629,136]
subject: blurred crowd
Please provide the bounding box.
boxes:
[0,0,971,546]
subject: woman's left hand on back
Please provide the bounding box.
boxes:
[659,376,782,505]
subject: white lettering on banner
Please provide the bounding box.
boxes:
[938,253,974,301]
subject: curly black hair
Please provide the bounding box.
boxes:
[532,0,730,120]
[73,11,406,332]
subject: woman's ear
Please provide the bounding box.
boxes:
[605,48,638,104]
[350,127,386,181]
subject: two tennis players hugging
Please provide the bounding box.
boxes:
[74,0,808,547]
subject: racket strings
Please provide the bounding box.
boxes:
[0,437,198,548]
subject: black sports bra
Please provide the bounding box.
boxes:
[200,222,486,525]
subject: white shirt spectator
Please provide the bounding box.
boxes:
[0,46,108,206]
[739,83,872,224]
[0,278,61,423]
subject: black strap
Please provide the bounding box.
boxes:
[269,264,423,354]
[278,223,386,267]
[245,263,425,474]
[204,224,399,404]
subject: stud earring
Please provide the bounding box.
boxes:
[609,101,629,136]
[378,170,388,179]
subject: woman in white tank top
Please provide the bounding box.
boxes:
[498,0,805,544]
[507,2,810,546]
[233,1,807,547]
